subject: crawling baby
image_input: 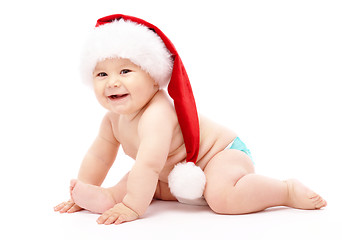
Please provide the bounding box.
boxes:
[54,14,326,225]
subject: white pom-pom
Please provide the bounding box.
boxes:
[168,162,207,205]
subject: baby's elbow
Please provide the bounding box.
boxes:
[148,162,164,177]
[135,147,168,176]
[140,159,164,177]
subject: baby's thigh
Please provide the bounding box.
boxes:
[203,149,254,199]
[154,180,177,201]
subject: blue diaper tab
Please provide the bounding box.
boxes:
[228,137,253,161]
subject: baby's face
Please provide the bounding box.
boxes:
[92,58,159,115]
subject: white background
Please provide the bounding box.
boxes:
[0,0,341,239]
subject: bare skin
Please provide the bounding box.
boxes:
[54,58,327,224]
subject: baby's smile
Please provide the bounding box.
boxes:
[108,94,129,100]
[107,93,130,103]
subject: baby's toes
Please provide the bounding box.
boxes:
[309,193,326,209]
[70,179,78,190]
[314,197,327,209]
[69,179,78,198]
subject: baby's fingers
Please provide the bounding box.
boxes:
[97,211,117,224]
[54,203,65,212]
[114,215,128,225]
[54,200,74,213]
[67,204,83,213]
[104,215,119,225]
[54,201,69,212]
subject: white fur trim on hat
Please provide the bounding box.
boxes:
[168,162,207,205]
[80,19,173,88]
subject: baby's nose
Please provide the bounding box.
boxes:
[107,77,121,88]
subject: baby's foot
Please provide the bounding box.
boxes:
[70,179,115,214]
[285,179,327,210]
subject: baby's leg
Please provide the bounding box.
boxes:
[204,149,327,214]
[70,173,129,214]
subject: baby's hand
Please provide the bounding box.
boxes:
[54,199,83,213]
[96,203,139,225]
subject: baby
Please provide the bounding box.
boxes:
[54,14,326,225]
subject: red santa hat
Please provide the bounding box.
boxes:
[81,14,206,205]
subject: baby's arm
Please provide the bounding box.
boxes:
[125,107,174,215]
[54,113,120,213]
[77,113,120,185]
[123,126,172,215]
[98,104,175,223]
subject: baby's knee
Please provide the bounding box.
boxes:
[205,192,226,214]
[205,178,248,215]
[206,193,244,215]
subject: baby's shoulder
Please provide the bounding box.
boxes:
[140,90,178,125]
[145,90,175,114]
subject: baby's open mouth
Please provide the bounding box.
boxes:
[108,94,129,100]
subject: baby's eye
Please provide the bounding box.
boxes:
[97,72,108,77]
[120,69,131,75]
